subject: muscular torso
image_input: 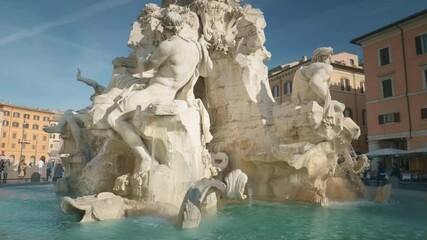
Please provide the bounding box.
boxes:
[147,36,200,94]
[118,35,202,112]
[292,62,333,106]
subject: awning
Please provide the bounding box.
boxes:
[364,148,407,157]
[405,147,427,154]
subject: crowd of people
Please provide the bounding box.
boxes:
[360,161,427,187]
[0,151,64,184]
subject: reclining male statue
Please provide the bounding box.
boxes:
[291,47,335,126]
[104,11,213,176]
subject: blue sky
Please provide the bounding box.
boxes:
[1,0,426,111]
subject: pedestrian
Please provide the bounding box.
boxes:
[377,162,386,187]
[18,160,27,182]
[0,157,4,184]
[53,161,64,182]
[45,159,54,181]
[2,158,10,183]
[37,156,45,175]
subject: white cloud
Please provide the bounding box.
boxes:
[0,0,135,46]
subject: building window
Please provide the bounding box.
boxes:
[341,78,351,91]
[12,122,19,128]
[379,47,390,66]
[350,59,355,65]
[34,115,40,120]
[378,112,400,124]
[32,124,39,130]
[32,145,36,150]
[421,108,427,120]
[23,114,30,119]
[415,33,427,55]
[12,112,20,118]
[12,133,16,139]
[423,68,427,89]
[2,132,6,138]
[343,107,353,119]
[42,145,46,150]
[42,136,47,141]
[3,111,10,116]
[1,143,5,148]
[11,143,16,149]
[43,116,49,121]
[360,81,366,94]
[50,144,53,149]
[362,109,367,126]
[272,86,279,98]
[382,79,393,98]
[23,123,29,129]
[284,81,292,95]
[2,120,9,126]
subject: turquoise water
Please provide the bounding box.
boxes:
[0,184,426,240]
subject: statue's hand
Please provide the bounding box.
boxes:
[76,68,82,81]
[199,35,211,49]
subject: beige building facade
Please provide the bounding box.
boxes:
[0,102,63,165]
[269,52,368,153]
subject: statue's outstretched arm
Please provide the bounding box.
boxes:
[76,68,106,95]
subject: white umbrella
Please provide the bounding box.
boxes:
[364,148,407,157]
[405,146,427,154]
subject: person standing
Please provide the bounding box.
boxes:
[37,156,45,175]
[2,158,10,183]
[377,162,386,187]
[0,157,4,184]
[53,161,64,182]
[18,160,27,182]
[45,159,54,181]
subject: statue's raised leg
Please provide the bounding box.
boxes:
[108,109,158,174]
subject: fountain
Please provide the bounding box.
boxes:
[42,0,373,223]
[3,0,420,236]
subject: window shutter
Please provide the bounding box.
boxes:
[380,48,390,65]
[378,115,384,124]
[421,108,427,119]
[415,36,422,55]
[394,112,400,122]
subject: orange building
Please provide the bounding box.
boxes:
[351,9,427,152]
[268,52,368,153]
[0,102,62,165]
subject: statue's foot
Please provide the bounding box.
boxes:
[113,174,131,195]
[43,125,62,133]
[133,146,159,174]
[135,158,159,174]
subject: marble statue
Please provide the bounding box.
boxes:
[61,192,131,222]
[43,69,105,154]
[56,0,372,228]
[105,11,213,176]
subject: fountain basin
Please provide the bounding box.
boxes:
[0,184,426,239]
